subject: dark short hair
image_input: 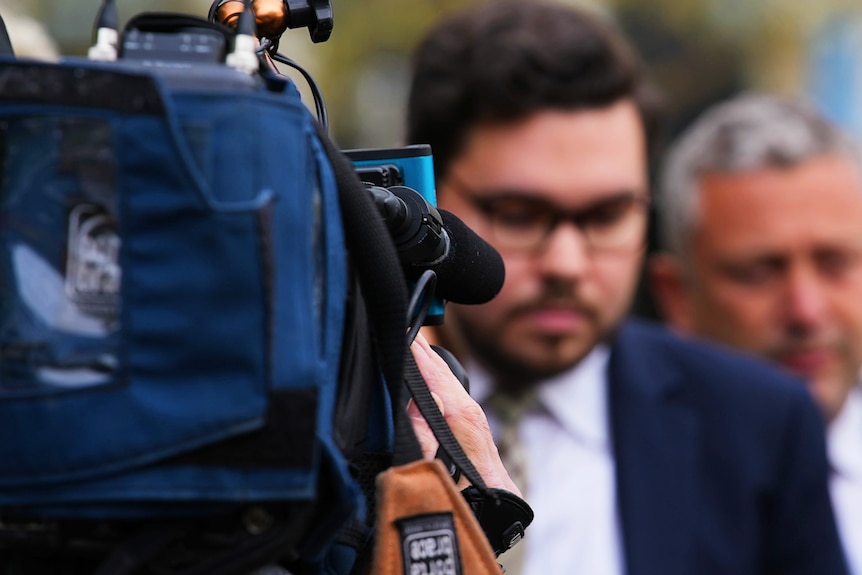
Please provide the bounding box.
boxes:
[406,0,663,181]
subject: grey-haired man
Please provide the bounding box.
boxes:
[650,92,862,574]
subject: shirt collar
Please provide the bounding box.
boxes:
[468,345,611,450]
[827,382,862,481]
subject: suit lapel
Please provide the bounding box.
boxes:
[607,322,701,575]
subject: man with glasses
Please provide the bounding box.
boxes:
[406,2,847,574]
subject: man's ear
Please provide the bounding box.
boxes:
[647,252,695,332]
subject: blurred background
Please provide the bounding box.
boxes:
[4,0,862,321]
[5,0,862,152]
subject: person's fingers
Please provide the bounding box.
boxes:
[409,333,522,497]
[406,390,445,417]
[411,332,471,403]
[406,394,443,460]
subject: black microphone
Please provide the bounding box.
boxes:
[367,185,505,304]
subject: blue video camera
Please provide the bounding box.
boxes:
[346,144,446,324]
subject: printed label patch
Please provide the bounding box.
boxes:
[397,512,462,575]
[65,203,121,320]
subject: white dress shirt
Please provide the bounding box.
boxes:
[470,345,625,575]
[828,383,862,575]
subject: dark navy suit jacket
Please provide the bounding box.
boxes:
[607,320,848,575]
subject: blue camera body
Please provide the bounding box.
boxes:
[345,145,444,324]
[346,144,437,205]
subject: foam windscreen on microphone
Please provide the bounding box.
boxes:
[408,209,505,305]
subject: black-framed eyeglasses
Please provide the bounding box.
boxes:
[447,173,650,254]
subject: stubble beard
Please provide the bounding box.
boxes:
[457,310,604,394]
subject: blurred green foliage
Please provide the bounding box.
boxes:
[11,0,862,149]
